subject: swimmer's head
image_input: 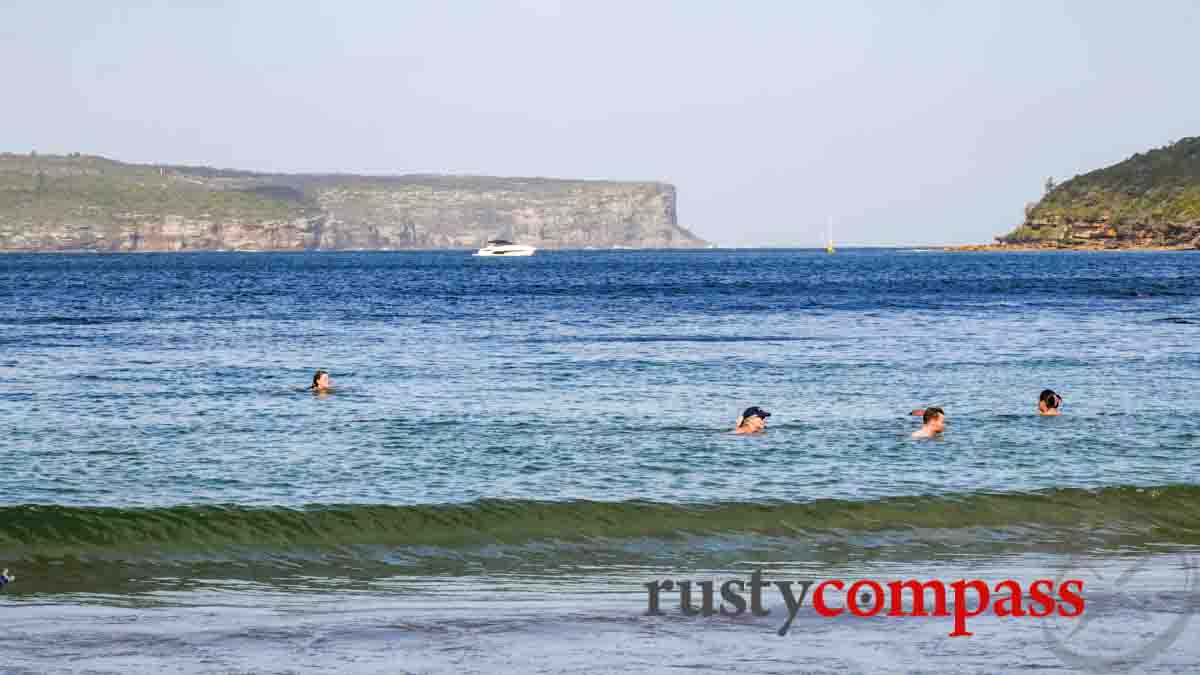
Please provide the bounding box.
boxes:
[310,370,330,390]
[736,406,771,432]
[922,406,946,432]
[1039,389,1062,413]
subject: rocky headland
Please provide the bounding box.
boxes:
[0,154,706,252]
[952,136,1200,251]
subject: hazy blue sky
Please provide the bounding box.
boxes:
[3,1,1198,246]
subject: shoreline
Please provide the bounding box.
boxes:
[0,246,711,255]
[943,243,1198,252]
[2,245,1197,254]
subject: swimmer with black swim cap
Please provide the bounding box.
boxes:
[733,406,771,434]
[911,406,945,439]
[1039,389,1062,416]
[309,369,332,393]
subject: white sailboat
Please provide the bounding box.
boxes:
[826,216,836,254]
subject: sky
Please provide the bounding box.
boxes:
[2,0,1198,247]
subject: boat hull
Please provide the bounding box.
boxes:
[473,245,537,257]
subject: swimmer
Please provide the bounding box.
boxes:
[0,568,14,588]
[733,406,771,434]
[1039,389,1063,416]
[308,369,332,393]
[911,406,945,439]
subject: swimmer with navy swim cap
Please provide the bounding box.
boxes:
[733,406,771,434]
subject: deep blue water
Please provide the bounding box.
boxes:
[4,249,1200,674]
[2,249,1198,508]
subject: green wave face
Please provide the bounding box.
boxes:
[3,486,1199,575]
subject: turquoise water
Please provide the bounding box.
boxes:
[1,249,1198,673]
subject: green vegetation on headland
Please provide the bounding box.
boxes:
[981,137,1200,250]
[0,154,307,225]
[0,153,705,252]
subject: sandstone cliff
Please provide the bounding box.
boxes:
[0,154,706,252]
[993,137,1200,250]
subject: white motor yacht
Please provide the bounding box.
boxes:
[473,240,537,257]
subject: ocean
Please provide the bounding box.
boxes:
[1,249,1198,673]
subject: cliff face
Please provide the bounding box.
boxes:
[0,154,706,252]
[996,137,1200,250]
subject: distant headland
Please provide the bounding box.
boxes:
[951,136,1200,251]
[0,153,707,252]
